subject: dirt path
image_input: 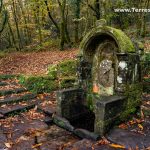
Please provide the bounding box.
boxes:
[0,49,78,75]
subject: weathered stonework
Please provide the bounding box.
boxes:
[56,88,85,120]
[56,19,143,137]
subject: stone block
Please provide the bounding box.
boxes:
[53,115,74,132]
[94,96,126,136]
[56,88,85,120]
[73,128,100,141]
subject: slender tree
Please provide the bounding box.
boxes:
[0,0,8,33]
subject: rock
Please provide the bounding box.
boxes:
[0,93,37,105]
[64,139,94,150]
[38,105,56,116]
[0,113,4,119]
[107,128,150,149]
[73,129,100,141]
[10,137,35,150]
[53,115,74,132]
[0,88,26,96]
[44,116,53,125]
[12,120,48,141]
[94,96,126,136]
[0,130,7,150]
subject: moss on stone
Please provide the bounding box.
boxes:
[47,64,58,80]
[47,59,77,89]
[79,25,135,57]
[59,76,77,89]
[120,83,142,121]
[57,59,77,78]
[0,74,17,80]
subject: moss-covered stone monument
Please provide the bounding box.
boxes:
[56,19,143,137]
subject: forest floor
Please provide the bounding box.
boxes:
[0,47,150,149]
[0,48,78,75]
[0,77,150,150]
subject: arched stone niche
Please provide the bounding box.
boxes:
[78,25,136,96]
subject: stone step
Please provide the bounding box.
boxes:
[107,128,150,149]
[0,82,8,86]
[38,105,56,116]
[0,113,4,119]
[0,100,39,117]
[0,88,27,96]
[141,103,150,116]
[0,93,37,105]
[0,74,17,80]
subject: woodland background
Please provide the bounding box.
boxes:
[0,0,150,52]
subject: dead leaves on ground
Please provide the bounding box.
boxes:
[0,49,78,75]
[119,118,145,132]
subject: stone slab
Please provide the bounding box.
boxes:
[0,82,8,86]
[38,105,56,116]
[73,129,100,141]
[94,95,126,136]
[0,88,27,96]
[0,113,4,119]
[0,101,39,116]
[64,139,94,150]
[53,115,74,132]
[0,93,37,105]
[44,116,53,125]
[56,88,85,120]
[0,130,7,150]
[107,128,150,149]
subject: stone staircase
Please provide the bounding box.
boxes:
[0,78,39,119]
[0,75,150,150]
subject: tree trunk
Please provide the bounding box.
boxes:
[11,0,22,50]
[44,0,60,35]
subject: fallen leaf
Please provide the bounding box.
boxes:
[109,143,125,149]
[138,124,144,130]
[119,123,128,129]
[5,142,12,148]
[32,143,43,148]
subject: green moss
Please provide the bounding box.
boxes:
[0,74,17,80]
[59,76,76,89]
[120,83,142,121]
[58,59,77,78]
[87,94,94,111]
[47,59,77,89]
[47,64,58,79]
[80,25,135,56]
[19,75,58,94]
[105,26,135,53]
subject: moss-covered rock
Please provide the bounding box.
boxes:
[47,59,77,89]
[19,75,58,94]
[18,59,77,93]
[79,25,135,59]
[57,59,77,78]
[47,64,58,80]
[120,83,143,121]
[59,76,76,89]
